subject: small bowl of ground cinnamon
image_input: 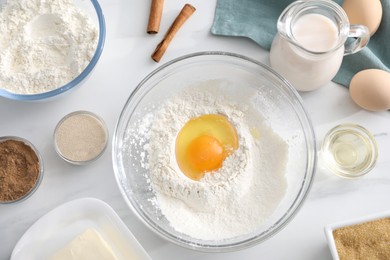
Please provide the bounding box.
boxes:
[324,211,390,260]
[0,136,43,204]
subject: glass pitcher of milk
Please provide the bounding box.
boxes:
[270,0,370,91]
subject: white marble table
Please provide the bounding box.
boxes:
[1,0,389,259]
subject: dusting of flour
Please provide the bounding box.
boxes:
[0,0,98,94]
[128,88,289,240]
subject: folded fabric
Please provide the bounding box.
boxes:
[211,0,390,87]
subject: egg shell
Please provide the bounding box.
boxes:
[349,69,390,111]
[342,0,382,36]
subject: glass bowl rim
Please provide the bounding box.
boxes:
[112,51,317,252]
[0,0,106,101]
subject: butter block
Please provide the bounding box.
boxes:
[50,228,118,260]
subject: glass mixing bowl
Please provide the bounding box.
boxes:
[0,0,106,101]
[112,52,317,252]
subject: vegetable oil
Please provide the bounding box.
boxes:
[321,124,378,178]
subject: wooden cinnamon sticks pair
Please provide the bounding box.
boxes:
[147,1,196,62]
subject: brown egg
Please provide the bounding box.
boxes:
[350,69,390,111]
[342,0,382,36]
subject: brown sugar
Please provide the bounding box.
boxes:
[0,139,40,202]
[333,218,390,260]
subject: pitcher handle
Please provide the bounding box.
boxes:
[344,25,370,56]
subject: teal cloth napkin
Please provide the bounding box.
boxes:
[211,0,390,87]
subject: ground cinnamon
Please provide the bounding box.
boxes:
[333,218,390,260]
[151,3,196,62]
[0,139,40,202]
[147,0,164,34]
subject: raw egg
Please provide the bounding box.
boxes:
[342,0,382,36]
[175,114,238,181]
[349,69,390,111]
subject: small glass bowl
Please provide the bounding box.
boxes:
[54,111,108,165]
[321,123,378,178]
[0,136,44,204]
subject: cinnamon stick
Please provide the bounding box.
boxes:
[151,3,196,62]
[147,0,164,34]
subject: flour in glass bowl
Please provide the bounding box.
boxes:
[0,0,98,94]
[128,89,289,240]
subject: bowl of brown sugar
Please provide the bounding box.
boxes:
[324,210,390,260]
[0,136,43,204]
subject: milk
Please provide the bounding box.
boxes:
[270,13,344,91]
[292,14,339,52]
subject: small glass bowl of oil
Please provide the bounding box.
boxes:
[321,124,378,178]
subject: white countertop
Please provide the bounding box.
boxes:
[1,0,389,259]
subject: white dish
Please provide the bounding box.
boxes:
[324,210,390,260]
[11,198,151,260]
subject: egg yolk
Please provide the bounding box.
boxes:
[187,135,224,173]
[175,114,238,181]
